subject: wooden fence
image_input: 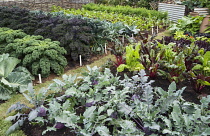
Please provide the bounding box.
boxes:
[0,0,95,11]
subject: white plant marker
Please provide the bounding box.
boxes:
[122,35,124,44]
[105,43,107,54]
[152,26,154,34]
[79,55,82,66]
[157,21,159,34]
[38,74,42,84]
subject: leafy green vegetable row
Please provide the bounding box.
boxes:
[112,32,210,92]
[0,27,67,77]
[82,3,167,19]
[0,6,104,60]
[51,6,167,31]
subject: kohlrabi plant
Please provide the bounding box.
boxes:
[6,66,210,136]
[6,83,49,135]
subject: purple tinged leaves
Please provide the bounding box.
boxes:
[131,94,140,100]
[37,107,46,117]
[110,112,118,119]
[91,80,98,85]
[55,122,65,129]
[85,101,95,107]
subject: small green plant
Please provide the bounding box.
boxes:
[6,83,48,135]
[169,16,204,35]
[190,51,210,92]
[117,43,144,72]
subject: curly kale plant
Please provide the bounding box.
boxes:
[5,34,67,77]
[0,27,27,53]
[51,17,93,61]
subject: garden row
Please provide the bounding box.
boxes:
[82,3,167,19]
[6,67,210,135]
[51,5,169,31]
[0,6,140,74]
[112,31,210,92]
[1,8,210,136]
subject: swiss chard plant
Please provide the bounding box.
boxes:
[117,43,145,72]
[140,32,161,79]
[190,51,210,92]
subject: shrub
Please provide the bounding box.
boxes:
[4,34,67,77]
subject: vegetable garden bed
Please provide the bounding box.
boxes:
[0,3,210,136]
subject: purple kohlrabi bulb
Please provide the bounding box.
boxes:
[85,101,95,107]
[37,107,46,117]
[55,122,65,129]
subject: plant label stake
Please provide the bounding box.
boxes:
[38,74,42,84]
[105,43,107,54]
[152,26,154,34]
[157,22,159,33]
[79,55,82,66]
[122,35,124,44]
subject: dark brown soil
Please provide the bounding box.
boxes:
[22,120,77,136]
